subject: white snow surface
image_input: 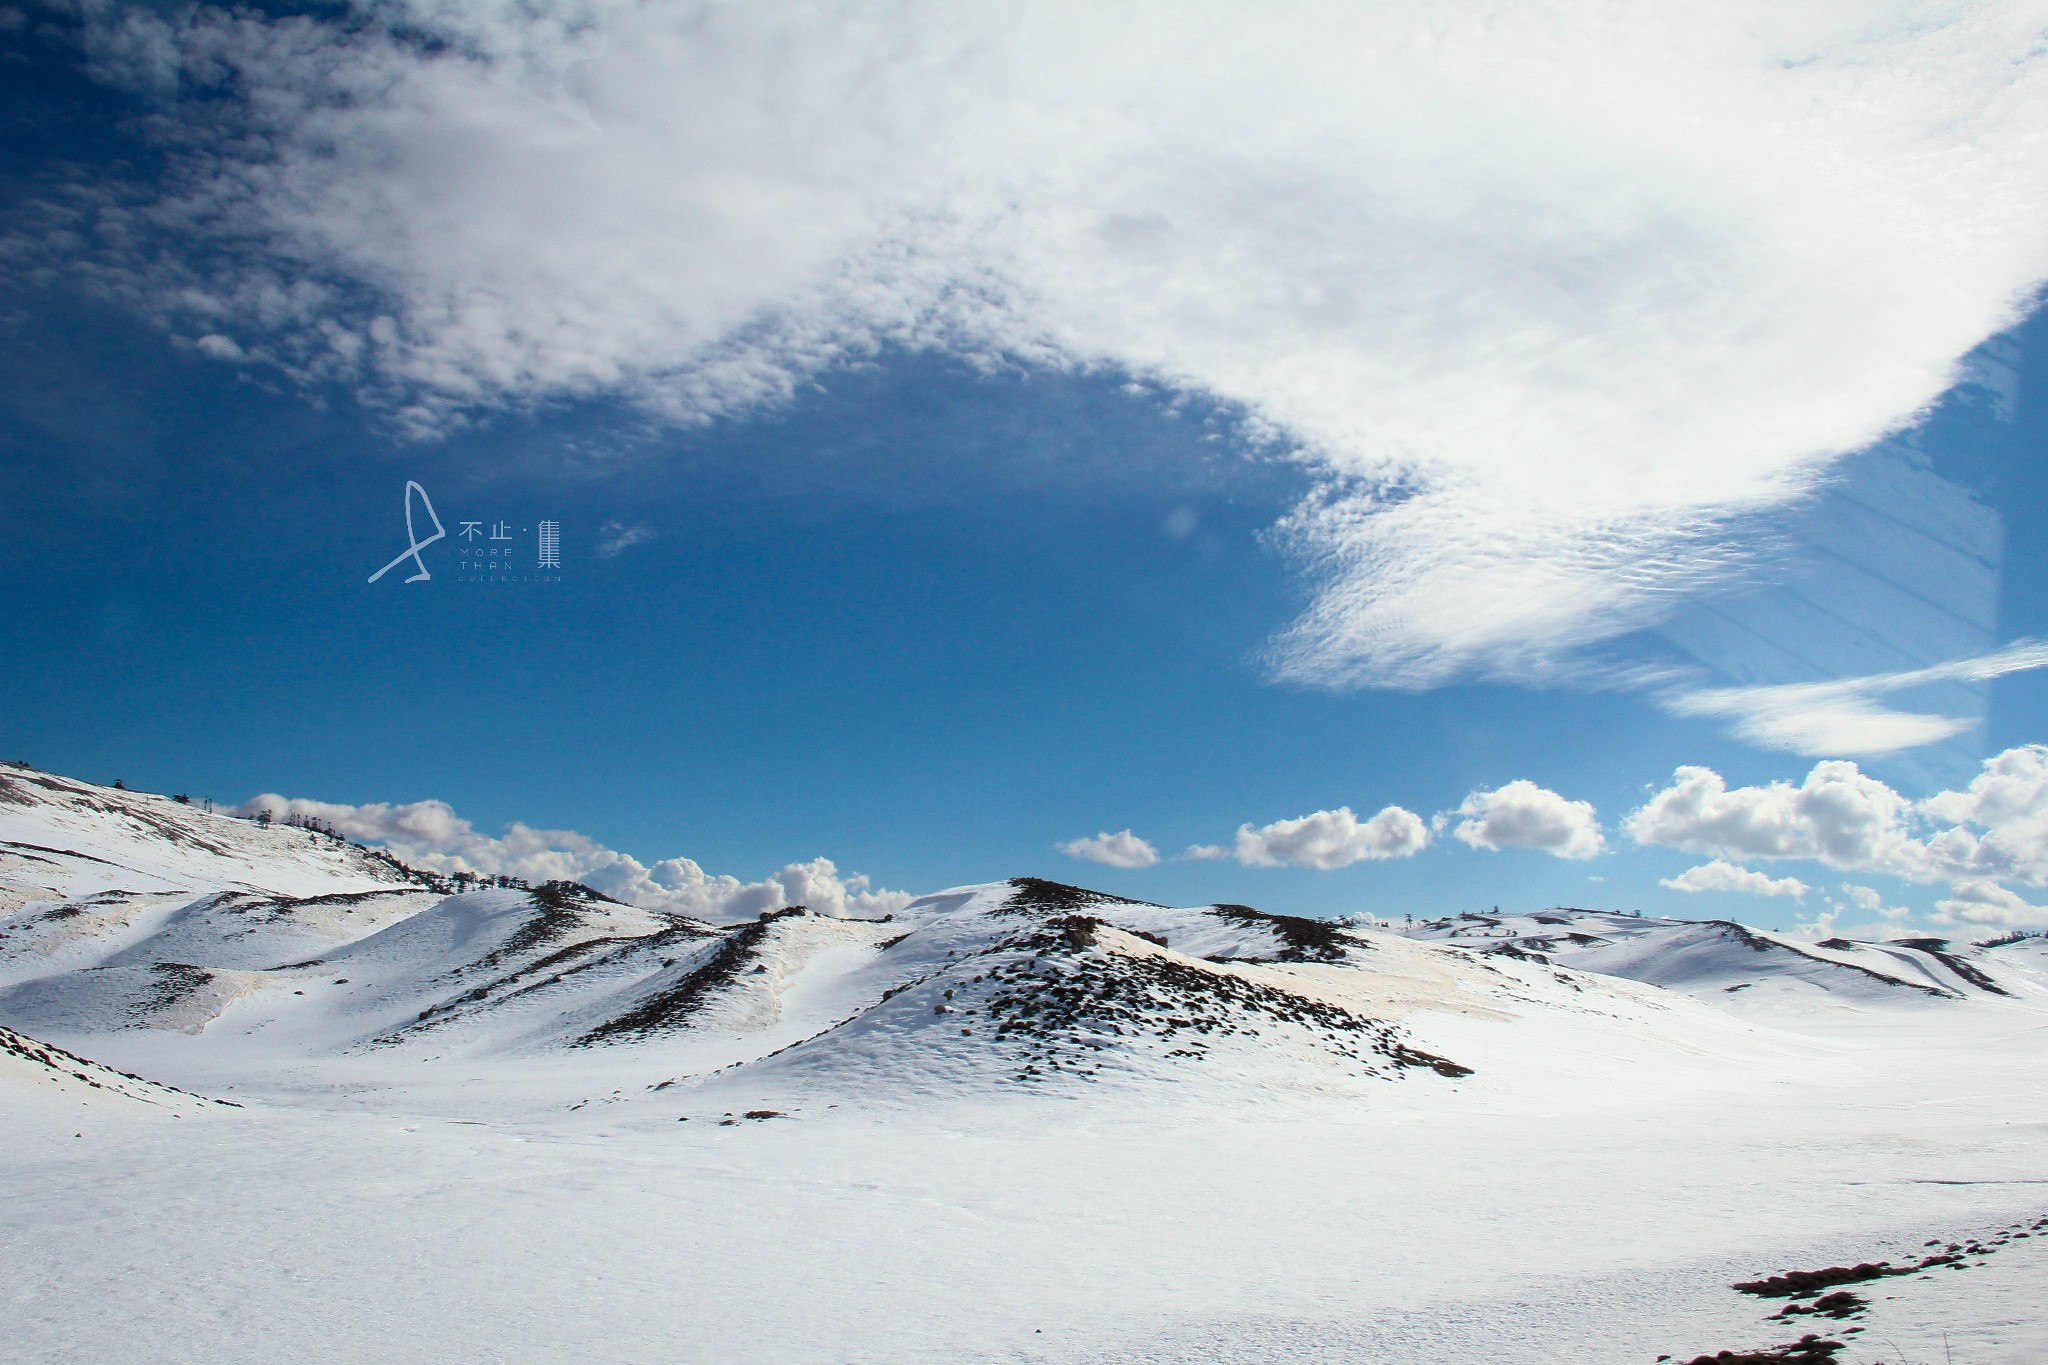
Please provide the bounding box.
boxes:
[3,764,2046,1363]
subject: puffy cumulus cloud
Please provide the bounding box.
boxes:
[1915,744,2048,885]
[1193,805,1428,870]
[1933,878,2048,929]
[1840,882,1912,921]
[1788,882,1918,940]
[1445,781,1603,860]
[1659,860,1807,898]
[57,2,2048,687]
[1057,829,1159,870]
[1623,762,1926,875]
[238,793,912,922]
[1626,746,2048,926]
[1665,640,2048,756]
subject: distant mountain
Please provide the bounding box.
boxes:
[1393,908,2039,1008]
[0,766,1607,1106]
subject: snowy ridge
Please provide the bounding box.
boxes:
[1,1023,227,1112]
[0,763,438,997]
[2,872,1511,1102]
[0,764,421,904]
[1393,907,2043,1014]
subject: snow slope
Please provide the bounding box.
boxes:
[4,766,2047,1363]
[0,764,421,902]
[0,764,438,994]
[1,1024,226,1113]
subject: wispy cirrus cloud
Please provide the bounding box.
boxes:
[1664,640,2048,757]
[38,1,2048,689]
[596,521,654,559]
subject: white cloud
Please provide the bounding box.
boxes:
[81,5,180,97]
[1057,829,1159,870]
[1624,761,1928,875]
[237,793,912,923]
[1665,640,2048,756]
[1447,781,1603,860]
[1840,882,1911,921]
[1626,747,2048,926]
[1786,905,1842,943]
[1200,805,1428,870]
[60,2,2048,686]
[596,521,654,558]
[1660,860,1807,898]
[1934,878,2048,929]
[1915,744,2048,884]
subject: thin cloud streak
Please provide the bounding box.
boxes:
[1665,639,2048,756]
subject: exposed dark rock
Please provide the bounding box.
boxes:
[1004,878,1156,914]
[1211,904,1350,963]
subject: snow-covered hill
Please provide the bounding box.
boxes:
[0,764,423,903]
[1394,907,2041,1014]
[5,762,2043,1114]
[0,764,437,988]
[0,764,1767,1115]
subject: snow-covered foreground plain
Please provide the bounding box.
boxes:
[4,765,2045,1363]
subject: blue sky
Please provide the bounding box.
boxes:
[7,2,2048,932]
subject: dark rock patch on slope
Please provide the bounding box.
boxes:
[1211,904,1352,964]
[975,916,1468,1082]
[577,910,804,1045]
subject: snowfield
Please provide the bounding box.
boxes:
[3,763,2045,1363]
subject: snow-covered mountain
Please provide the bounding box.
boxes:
[1394,907,2038,1010]
[0,764,424,902]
